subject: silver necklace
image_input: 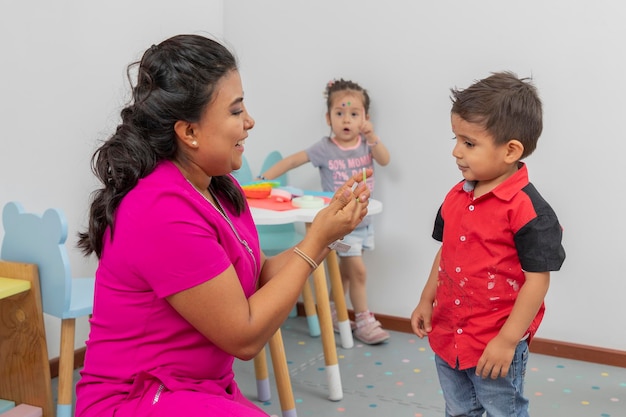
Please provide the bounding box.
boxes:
[188,180,258,281]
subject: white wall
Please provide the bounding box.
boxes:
[0,0,225,358]
[224,1,626,350]
[1,0,624,357]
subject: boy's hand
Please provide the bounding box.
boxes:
[475,335,517,379]
[410,302,433,338]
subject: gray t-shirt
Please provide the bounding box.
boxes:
[306,135,375,227]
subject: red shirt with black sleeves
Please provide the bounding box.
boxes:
[429,163,565,370]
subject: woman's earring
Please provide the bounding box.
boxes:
[191,140,198,147]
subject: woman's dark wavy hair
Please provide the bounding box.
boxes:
[78,34,245,258]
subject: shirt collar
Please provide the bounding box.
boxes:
[461,162,529,201]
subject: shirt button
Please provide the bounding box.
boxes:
[457,328,463,334]
[460,235,466,242]
[454,299,461,305]
[455,267,461,273]
[469,205,475,211]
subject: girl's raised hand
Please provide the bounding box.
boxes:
[360,120,376,142]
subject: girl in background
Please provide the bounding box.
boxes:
[260,79,391,344]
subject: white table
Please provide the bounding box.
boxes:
[250,198,382,225]
[250,198,382,401]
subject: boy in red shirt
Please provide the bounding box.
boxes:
[411,71,565,416]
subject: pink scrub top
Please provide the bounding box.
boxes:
[75,161,264,416]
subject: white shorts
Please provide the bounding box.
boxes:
[337,224,375,257]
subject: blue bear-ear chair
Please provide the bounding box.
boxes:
[257,151,318,328]
[231,154,254,184]
[1,201,95,417]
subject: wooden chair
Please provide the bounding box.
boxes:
[0,260,54,417]
[1,202,95,417]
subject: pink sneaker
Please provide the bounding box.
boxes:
[353,313,390,345]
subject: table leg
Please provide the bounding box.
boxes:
[311,260,343,401]
[325,250,354,349]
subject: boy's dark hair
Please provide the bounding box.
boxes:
[450,71,542,159]
[324,78,371,114]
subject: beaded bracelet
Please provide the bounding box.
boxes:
[293,247,318,270]
[367,140,379,147]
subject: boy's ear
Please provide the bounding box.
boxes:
[174,120,199,148]
[325,112,331,126]
[505,139,524,163]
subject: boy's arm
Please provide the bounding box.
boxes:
[259,150,310,180]
[476,271,550,379]
[411,246,441,338]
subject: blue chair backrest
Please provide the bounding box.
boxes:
[256,151,302,255]
[232,155,254,184]
[261,150,288,186]
[1,201,71,318]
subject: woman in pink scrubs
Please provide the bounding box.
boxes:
[75,34,371,417]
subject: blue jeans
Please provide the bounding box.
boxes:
[435,340,529,417]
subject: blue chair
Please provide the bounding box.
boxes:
[1,201,95,417]
[256,150,301,256]
[256,151,321,335]
[260,150,288,187]
[232,154,254,184]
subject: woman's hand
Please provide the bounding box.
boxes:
[307,169,371,245]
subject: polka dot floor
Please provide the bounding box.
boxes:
[232,316,626,417]
[56,316,625,416]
